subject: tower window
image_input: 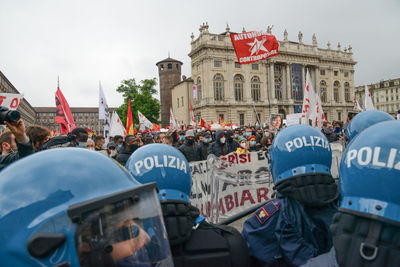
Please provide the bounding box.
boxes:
[160,64,164,70]
[176,64,179,70]
[168,63,172,69]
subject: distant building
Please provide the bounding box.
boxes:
[168,24,357,126]
[156,57,183,127]
[354,78,400,116]
[0,71,36,125]
[34,107,116,134]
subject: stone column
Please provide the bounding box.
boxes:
[226,59,234,103]
[315,66,320,92]
[244,63,251,102]
[340,69,345,104]
[269,63,275,99]
[286,63,292,100]
[328,68,334,102]
[261,62,268,105]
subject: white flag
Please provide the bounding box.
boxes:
[170,108,178,129]
[314,93,327,129]
[301,69,317,124]
[99,82,110,143]
[353,93,363,112]
[138,111,153,130]
[364,85,375,111]
[110,111,126,137]
[0,93,24,110]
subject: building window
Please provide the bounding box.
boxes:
[50,119,54,123]
[320,69,325,75]
[214,60,222,67]
[213,73,224,101]
[334,71,338,76]
[167,63,172,69]
[196,64,200,70]
[338,111,341,121]
[235,62,241,68]
[234,74,244,101]
[196,77,202,101]
[344,72,349,77]
[320,80,327,103]
[344,82,350,102]
[333,81,340,102]
[291,64,303,101]
[252,64,259,70]
[239,113,245,126]
[177,98,179,107]
[251,76,261,102]
[160,64,164,70]
[181,96,184,107]
[274,65,283,100]
[176,64,179,70]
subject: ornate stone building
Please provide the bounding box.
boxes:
[354,78,400,116]
[0,71,36,125]
[180,24,357,125]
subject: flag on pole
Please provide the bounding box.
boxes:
[200,118,211,130]
[126,99,134,135]
[353,93,363,112]
[169,108,178,129]
[364,85,375,111]
[99,82,110,143]
[110,111,126,137]
[190,100,197,127]
[314,93,326,129]
[55,83,76,134]
[138,111,153,131]
[301,69,317,122]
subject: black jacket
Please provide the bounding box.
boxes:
[115,144,138,166]
[179,141,204,162]
[207,131,228,157]
[0,140,34,171]
[199,141,210,160]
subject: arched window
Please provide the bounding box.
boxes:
[167,63,172,69]
[344,82,350,102]
[234,74,244,101]
[213,74,224,101]
[251,76,261,102]
[334,81,340,102]
[320,80,327,103]
[196,77,202,101]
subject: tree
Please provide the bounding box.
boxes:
[116,78,160,127]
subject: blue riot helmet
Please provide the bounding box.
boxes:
[0,148,173,267]
[332,120,400,266]
[340,120,400,223]
[126,143,191,202]
[270,124,338,206]
[345,110,394,144]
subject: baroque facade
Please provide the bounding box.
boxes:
[183,24,356,125]
[354,78,400,116]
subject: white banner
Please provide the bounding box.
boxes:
[286,113,302,127]
[190,151,274,223]
[99,83,110,142]
[110,111,126,137]
[0,93,23,110]
[138,111,153,130]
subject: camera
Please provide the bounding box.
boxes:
[0,106,20,125]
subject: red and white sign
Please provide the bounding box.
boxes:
[230,31,279,64]
[0,93,23,110]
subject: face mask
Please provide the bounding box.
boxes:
[87,147,95,151]
[245,132,251,137]
[187,139,195,145]
[117,144,123,150]
[234,134,239,138]
[250,141,256,146]
[110,150,117,157]
[220,137,226,144]
[264,132,270,137]
[78,142,87,148]
[240,143,247,149]
[101,144,107,150]
[179,136,185,141]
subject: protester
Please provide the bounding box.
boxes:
[162,135,173,146]
[25,125,50,151]
[226,130,239,153]
[0,148,173,266]
[178,129,204,162]
[115,135,138,165]
[236,136,249,153]
[93,135,105,151]
[0,119,34,170]
[242,125,338,266]
[322,122,340,143]
[114,134,124,148]
[207,130,228,157]
[174,130,186,148]
[126,144,250,267]
[302,120,400,266]
[106,141,117,158]
[86,138,95,150]
[248,135,260,152]
[198,131,211,159]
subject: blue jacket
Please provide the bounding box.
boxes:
[301,247,338,267]
[242,195,336,266]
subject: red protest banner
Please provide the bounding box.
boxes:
[230,31,279,64]
[55,87,76,133]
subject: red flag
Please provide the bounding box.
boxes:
[126,99,134,135]
[230,31,279,64]
[152,123,161,132]
[200,118,211,130]
[211,120,214,124]
[55,87,76,133]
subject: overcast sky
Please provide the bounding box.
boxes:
[0,0,399,108]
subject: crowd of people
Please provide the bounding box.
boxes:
[0,110,399,267]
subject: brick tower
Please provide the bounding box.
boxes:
[156,57,183,127]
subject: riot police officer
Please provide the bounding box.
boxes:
[0,148,173,266]
[302,120,400,266]
[126,143,250,267]
[242,125,338,266]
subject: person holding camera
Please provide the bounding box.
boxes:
[0,118,34,170]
